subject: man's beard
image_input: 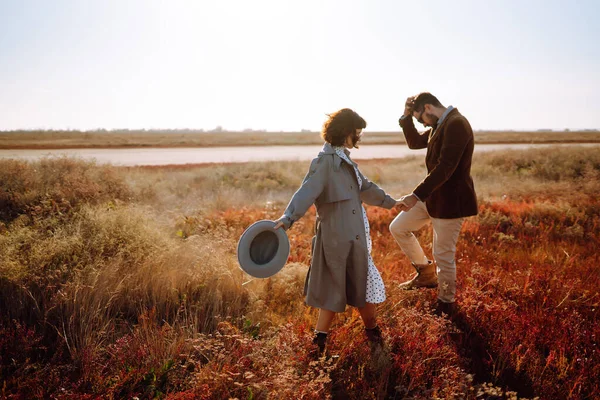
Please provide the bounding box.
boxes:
[424,113,439,127]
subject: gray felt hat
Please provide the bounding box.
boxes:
[237,220,290,278]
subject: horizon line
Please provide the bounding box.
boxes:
[1,128,599,133]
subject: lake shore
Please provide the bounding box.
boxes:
[1,129,599,149]
[3,143,599,166]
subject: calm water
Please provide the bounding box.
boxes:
[0,143,598,166]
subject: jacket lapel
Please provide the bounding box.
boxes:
[428,108,459,144]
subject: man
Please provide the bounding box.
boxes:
[391,92,478,315]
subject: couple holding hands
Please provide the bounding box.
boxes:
[273,92,478,355]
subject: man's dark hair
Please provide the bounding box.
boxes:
[413,92,443,112]
[321,108,366,147]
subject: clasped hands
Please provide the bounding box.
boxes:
[395,193,418,212]
[274,193,418,230]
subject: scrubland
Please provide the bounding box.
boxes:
[1,147,599,399]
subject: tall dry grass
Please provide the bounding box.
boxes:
[1,147,599,398]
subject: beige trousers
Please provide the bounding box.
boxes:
[389,201,464,303]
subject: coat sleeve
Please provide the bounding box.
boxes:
[413,118,472,201]
[399,116,430,149]
[358,169,396,209]
[279,157,328,230]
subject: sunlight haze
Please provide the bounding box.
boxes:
[1,0,599,131]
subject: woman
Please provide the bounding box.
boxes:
[274,108,402,355]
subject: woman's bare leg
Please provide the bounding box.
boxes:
[358,302,377,329]
[315,308,336,332]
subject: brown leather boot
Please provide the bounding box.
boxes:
[434,300,457,319]
[398,260,437,290]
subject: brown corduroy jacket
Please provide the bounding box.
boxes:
[399,108,478,219]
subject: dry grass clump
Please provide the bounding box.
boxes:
[122,161,310,217]
[471,147,600,202]
[0,157,131,223]
[119,147,600,215]
[0,158,254,397]
[479,147,600,181]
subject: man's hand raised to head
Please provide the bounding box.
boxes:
[404,96,416,118]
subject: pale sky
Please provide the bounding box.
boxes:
[1,0,599,131]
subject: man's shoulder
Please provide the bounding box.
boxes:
[447,108,465,121]
[446,110,472,131]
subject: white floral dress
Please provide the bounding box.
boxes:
[333,146,386,304]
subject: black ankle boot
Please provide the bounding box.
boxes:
[312,332,327,355]
[365,326,383,343]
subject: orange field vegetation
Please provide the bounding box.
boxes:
[1,148,599,399]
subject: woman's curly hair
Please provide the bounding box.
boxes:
[321,108,366,147]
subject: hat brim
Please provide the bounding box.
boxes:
[237,220,290,278]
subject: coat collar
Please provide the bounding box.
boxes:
[320,142,355,171]
[435,108,459,131]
